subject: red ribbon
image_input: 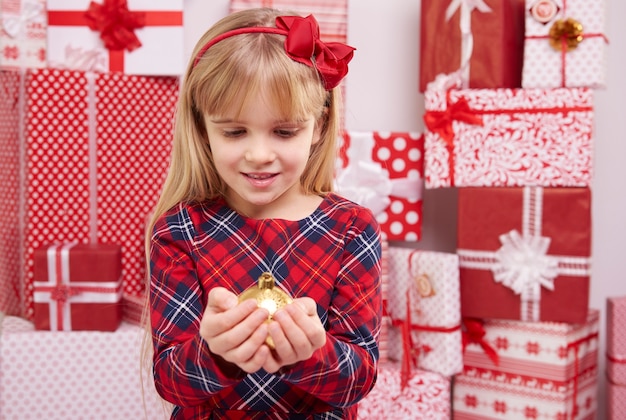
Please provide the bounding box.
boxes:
[567,332,599,419]
[423,95,484,148]
[461,318,499,366]
[193,15,355,90]
[84,0,145,52]
[607,353,626,364]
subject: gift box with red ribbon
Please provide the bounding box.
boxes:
[0,0,47,69]
[385,245,463,379]
[457,186,591,324]
[229,0,348,43]
[419,0,525,92]
[33,243,123,331]
[357,360,451,419]
[607,296,626,418]
[522,0,608,89]
[0,67,178,319]
[46,0,184,75]
[423,82,594,188]
[335,131,424,241]
[454,310,599,419]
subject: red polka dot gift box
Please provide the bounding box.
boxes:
[419,0,526,92]
[457,186,591,324]
[522,0,608,89]
[33,242,123,331]
[0,0,47,69]
[606,296,626,419]
[423,80,593,189]
[46,0,184,76]
[0,68,178,319]
[336,132,424,242]
[453,310,599,420]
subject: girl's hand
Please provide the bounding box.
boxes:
[200,287,271,373]
[262,297,326,373]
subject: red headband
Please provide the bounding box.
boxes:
[192,15,355,90]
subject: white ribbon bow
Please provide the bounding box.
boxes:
[491,229,559,295]
[58,45,109,73]
[444,0,493,88]
[1,0,45,38]
[335,133,422,216]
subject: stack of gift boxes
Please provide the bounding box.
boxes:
[420,0,605,419]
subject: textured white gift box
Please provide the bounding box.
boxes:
[0,316,170,419]
[0,0,47,69]
[386,246,462,377]
[357,360,451,419]
[522,0,608,88]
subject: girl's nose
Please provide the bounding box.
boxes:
[244,136,277,163]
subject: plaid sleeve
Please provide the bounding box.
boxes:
[149,205,245,407]
[279,206,382,407]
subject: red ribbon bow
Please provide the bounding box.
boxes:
[84,0,146,52]
[423,96,484,147]
[275,15,355,90]
[50,284,81,305]
[462,318,499,366]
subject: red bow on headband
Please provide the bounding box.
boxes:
[84,0,146,52]
[276,15,355,90]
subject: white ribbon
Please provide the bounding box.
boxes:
[54,45,109,73]
[1,0,45,38]
[335,133,422,216]
[444,0,493,88]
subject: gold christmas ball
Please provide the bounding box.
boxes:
[238,272,293,348]
[549,18,584,52]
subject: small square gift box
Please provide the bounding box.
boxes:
[454,310,599,420]
[46,0,184,75]
[0,0,47,69]
[385,246,463,378]
[230,0,348,43]
[522,0,608,88]
[457,186,591,324]
[607,296,626,419]
[357,361,451,420]
[335,131,424,241]
[423,75,594,188]
[33,242,123,331]
[419,0,526,91]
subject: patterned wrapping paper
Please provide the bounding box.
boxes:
[419,0,525,91]
[607,296,626,419]
[0,0,47,69]
[46,0,184,75]
[454,310,599,420]
[33,243,123,331]
[457,186,591,324]
[229,0,348,43]
[423,85,594,188]
[0,316,169,420]
[386,246,463,377]
[0,68,178,319]
[522,0,608,89]
[335,131,424,241]
[357,361,451,420]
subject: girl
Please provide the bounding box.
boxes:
[147,8,382,419]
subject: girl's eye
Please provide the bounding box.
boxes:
[275,128,298,138]
[223,129,246,138]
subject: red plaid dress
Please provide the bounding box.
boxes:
[149,193,382,419]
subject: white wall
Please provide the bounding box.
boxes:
[185,1,626,417]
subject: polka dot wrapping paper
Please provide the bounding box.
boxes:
[0,316,170,420]
[606,296,626,418]
[385,246,463,378]
[423,86,594,188]
[0,0,47,69]
[336,132,424,242]
[0,68,179,320]
[356,360,451,419]
[453,310,599,420]
[522,0,608,89]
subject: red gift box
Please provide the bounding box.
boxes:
[336,131,423,241]
[33,243,123,331]
[0,68,178,319]
[457,186,591,323]
[607,296,626,418]
[419,0,525,91]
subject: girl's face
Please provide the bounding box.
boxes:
[204,91,321,219]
